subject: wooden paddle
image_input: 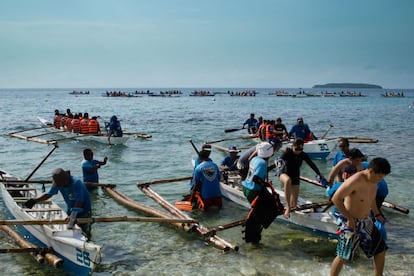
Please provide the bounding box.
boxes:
[224,127,244,133]
[320,124,334,139]
[137,176,192,188]
[299,176,409,214]
[25,144,58,182]
[0,216,198,225]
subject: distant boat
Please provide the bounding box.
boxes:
[69,90,90,95]
[381,92,405,98]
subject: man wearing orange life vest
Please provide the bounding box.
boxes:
[80,113,89,134]
[54,109,61,129]
[71,114,81,133]
[88,116,100,134]
[66,114,73,132]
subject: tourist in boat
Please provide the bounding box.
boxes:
[107,115,123,137]
[23,168,93,240]
[190,147,222,209]
[276,138,324,219]
[243,113,258,134]
[88,116,100,135]
[54,109,61,129]
[288,117,315,141]
[72,113,81,133]
[220,146,240,171]
[66,113,73,132]
[330,158,390,276]
[274,117,288,140]
[82,148,108,191]
[80,113,89,134]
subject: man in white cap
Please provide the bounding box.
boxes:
[242,141,275,202]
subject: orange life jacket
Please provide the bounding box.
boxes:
[54,115,61,129]
[80,119,89,134]
[71,119,80,133]
[88,119,99,134]
[264,124,276,140]
[66,118,73,132]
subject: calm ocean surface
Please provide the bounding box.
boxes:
[0,88,413,275]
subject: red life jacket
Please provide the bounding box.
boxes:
[88,119,99,134]
[80,119,89,134]
[66,118,73,132]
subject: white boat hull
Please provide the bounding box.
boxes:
[220,175,337,237]
[38,117,129,145]
[0,170,102,275]
[280,138,338,159]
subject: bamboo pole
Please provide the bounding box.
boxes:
[25,144,58,181]
[205,134,256,145]
[137,176,192,187]
[0,216,197,226]
[7,126,51,135]
[84,182,116,188]
[299,176,409,214]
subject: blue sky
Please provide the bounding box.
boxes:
[1,0,413,89]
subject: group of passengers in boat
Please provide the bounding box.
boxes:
[53,109,123,137]
[243,113,316,142]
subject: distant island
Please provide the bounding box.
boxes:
[312,83,382,89]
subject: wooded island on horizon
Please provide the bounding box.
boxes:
[312,83,382,89]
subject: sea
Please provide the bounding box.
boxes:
[0,88,413,276]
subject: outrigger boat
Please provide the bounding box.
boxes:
[220,173,338,238]
[280,138,338,159]
[37,117,129,145]
[0,170,102,275]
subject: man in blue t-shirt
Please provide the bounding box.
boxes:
[191,148,222,209]
[24,168,92,239]
[243,113,258,134]
[220,146,240,171]
[82,148,108,191]
[288,117,314,141]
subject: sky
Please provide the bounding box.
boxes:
[1,0,413,89]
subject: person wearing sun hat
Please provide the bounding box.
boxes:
[220,146,241,171]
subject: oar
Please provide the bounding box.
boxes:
[224,127,244,133]
[189,139,200,155]
[320,124,334,139]
[205,135,256,144]
[299,176,409,214]
[0,216,198,226]
[25,144,58,182]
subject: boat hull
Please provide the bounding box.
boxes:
[220,175,337,238]
[0,171,102,275]
[280,138,338,159]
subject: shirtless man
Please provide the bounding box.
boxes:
[330,157,391,276]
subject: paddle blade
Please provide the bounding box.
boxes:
[175,200,193,211]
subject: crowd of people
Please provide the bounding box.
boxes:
[28,111,391,275]
[242,113,316,142]
[53,109,123,137]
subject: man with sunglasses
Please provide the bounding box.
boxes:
[277,138,324,219]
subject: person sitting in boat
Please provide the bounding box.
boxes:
[220,146,240,171]
[71,113,81,133]
[54,109,61,129]
[82,148,108,191]
[88,116,100,135]
[277,138,324,219]
[190,148,222,210]
[80,112,89,134]
[242,113,258,134]
[107,115,123,137]
[288,117,315,142]
[274,117,288,140]
[23,168,92,240]
[66,113,73,132]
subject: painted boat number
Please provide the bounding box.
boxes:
[76,248,91,266]
[318,144,329,151]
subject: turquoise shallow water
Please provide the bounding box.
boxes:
[0,88,413,275]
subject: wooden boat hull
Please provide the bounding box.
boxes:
[0,170,102,275]
[280,138,338,159]
[38,117,129,145]
[220,175,337,238]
